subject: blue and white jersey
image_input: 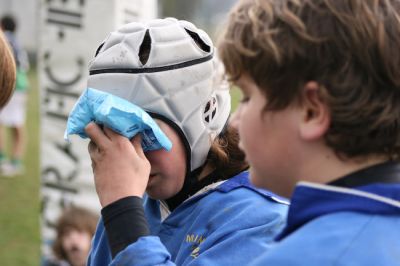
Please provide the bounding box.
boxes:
[88,171,289,266]
[251,162,400,266]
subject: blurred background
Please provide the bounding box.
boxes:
[0,0,240,265]
[0,0,238,61]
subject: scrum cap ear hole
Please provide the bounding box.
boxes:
[138,29,151,65]
[94,42,105,57]
[185,28,211,53]
[203,96,218,123]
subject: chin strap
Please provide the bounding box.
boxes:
[165,166,203,211]
[165,119,232,211]
[165,166,236,211]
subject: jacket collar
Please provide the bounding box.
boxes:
[277,161,400,240]
[216,171,288,204]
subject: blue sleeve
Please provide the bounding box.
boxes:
[112,236,175,266]
[87,219,112,266]
[88,218,174,266]
[92,221,284,266]
[88,202,287,265]
[88,221,174,266]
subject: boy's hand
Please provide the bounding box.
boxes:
[85,122,150,207]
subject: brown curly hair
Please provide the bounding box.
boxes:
[219,0,400,160]
[52,206,98,261]
[206,125,248,179]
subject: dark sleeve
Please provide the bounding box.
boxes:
[101,196,150,258]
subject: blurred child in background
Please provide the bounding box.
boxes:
[45,206,98,266]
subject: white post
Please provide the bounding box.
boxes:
[38,0,157,261]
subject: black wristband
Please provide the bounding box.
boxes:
[101,196,150,258]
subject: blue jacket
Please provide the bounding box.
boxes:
[252,179,400,265]
[88,171,289,265]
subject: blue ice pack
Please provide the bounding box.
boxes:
[64,88,172,151]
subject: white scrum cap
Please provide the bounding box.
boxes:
[87,17,231,171]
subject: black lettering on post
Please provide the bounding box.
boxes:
[42,51,84,122]
[44,52,84,87]
[41,166,79,228]
[43,86,81,121]
[45,0,85,41]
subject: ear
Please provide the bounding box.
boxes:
[299,81,331,141]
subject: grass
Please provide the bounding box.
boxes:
[0,68,41,265]
[230,87,242,111]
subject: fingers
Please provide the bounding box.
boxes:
[88,140,97,153]
[87,140,101,165]
[102,126,145,159]
[131,134,146,159]
[86,123,145,159]
[85,122,110,149]
[88,140,100,156]
[103,126,123,140]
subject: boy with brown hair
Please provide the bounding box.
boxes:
[48,206,98,266]
[219,0,400,265]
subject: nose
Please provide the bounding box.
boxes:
[68,230,81,242]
